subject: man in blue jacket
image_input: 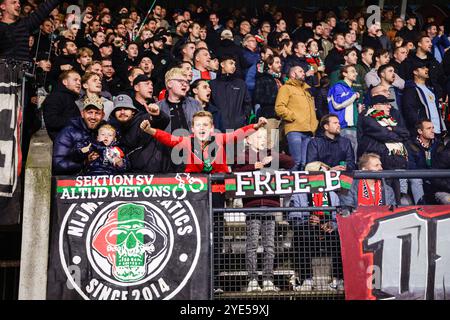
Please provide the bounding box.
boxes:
[52,98,105,175]
[306,114,356,171]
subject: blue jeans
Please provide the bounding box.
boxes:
[287,132,311,171]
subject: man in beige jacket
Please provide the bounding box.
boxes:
[275,66,318,170]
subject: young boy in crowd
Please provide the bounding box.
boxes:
[78,123,127,175]
[234,127,294,292]
[139,111,268,173]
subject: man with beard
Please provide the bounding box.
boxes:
[48,38,78,87]
[52,97,105,175]
[109,94,171,173]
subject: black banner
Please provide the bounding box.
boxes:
[47,174,210,300]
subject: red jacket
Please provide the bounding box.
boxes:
[153,125,256,173]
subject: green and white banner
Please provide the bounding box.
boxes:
[47,174,210,300]
[224,171,353,198]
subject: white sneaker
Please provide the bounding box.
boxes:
[214,288,224,294]
[294,278,315,291]
[246,279,262,292]
[262,280,280,292]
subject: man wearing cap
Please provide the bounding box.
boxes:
[132,74,156,114]
[52,97,105,175]
[399,35,446,100]
[396,14,420,44]
[216,29,246,79]
[109,94,171,173]
[357,95,410,202]
[145,34,172,91]
[402,59,447,139]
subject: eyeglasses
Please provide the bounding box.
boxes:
[171,78,190,85]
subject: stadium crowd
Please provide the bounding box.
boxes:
[2,0,450,293]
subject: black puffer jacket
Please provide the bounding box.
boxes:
[43,83,81,141]
[209,73,252,130]
[109,111,171,174]
[52,117,100,175]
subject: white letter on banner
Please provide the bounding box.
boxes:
[292,171,310,193]
[324,171,341,192]
[66,5,81,29]
[234,172,252,196]
[274,171,292,195]
[434,218,450,300]
[254,171,274,195]
[366,212,428,299]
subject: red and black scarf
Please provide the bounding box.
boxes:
[357,179,383,206]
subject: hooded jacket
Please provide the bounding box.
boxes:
[275,79,318,134]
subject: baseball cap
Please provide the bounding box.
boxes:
[83,96,104,110]
[220,29,234,40]
[411,59,428,71]
[132,74,152,87]
[113,94,137,111]
[371,95,395,105]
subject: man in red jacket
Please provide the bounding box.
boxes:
[140,110,268,173]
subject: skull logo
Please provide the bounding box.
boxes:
[92,203,168,282]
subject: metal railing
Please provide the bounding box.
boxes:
[210,170,450,300]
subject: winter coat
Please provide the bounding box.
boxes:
[156,97,202,133]
[253,71,280,118]
[275,79,318,135]
[327,80,359,128]
[43,83,81,141]
[233,148,294,208]
[152,124,256,173]
[401,80,447,137]
[357,111,410,170]
[109,110,172,174]
[52,117,102,175]
[306,131,356,171]
[406,138,440,170]
[242,48,260,78]
[209,74,252,130]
